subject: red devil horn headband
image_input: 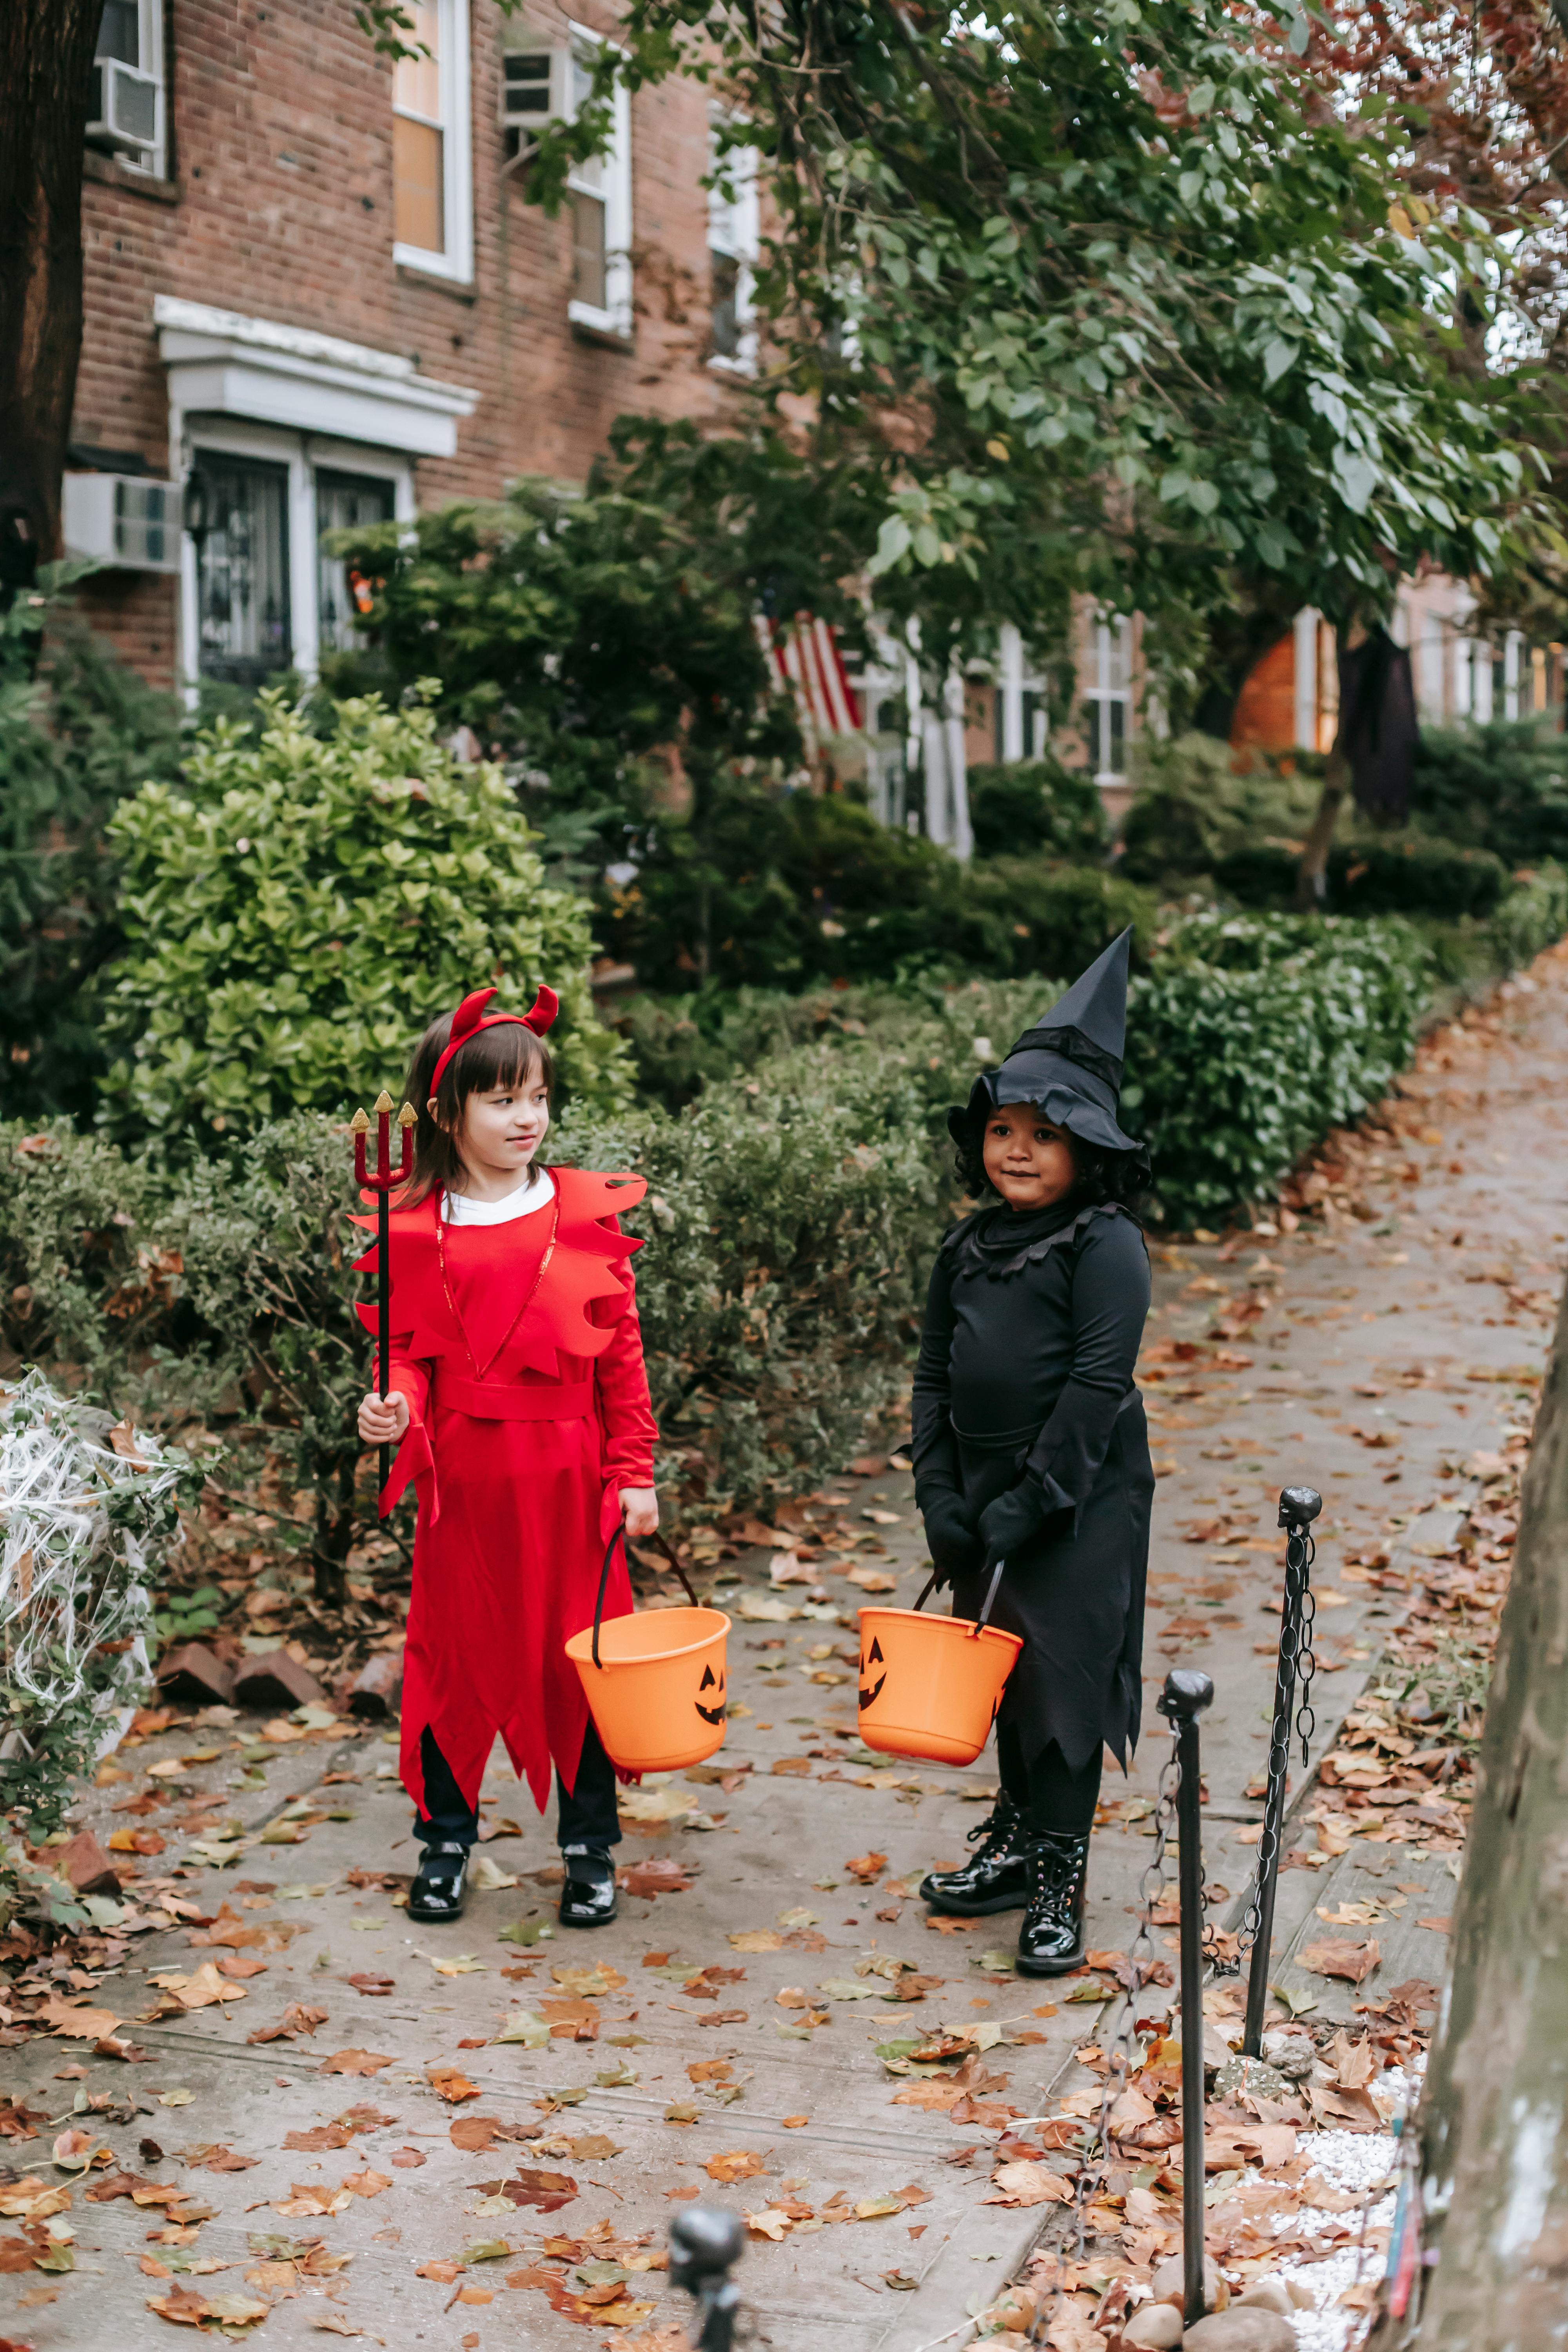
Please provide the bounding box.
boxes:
[427,984,559,1099]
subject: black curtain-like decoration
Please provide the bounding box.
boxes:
[1338,624,1420,825]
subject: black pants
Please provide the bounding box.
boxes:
[996,1727,1103,1837]
[414,1722,622,1855]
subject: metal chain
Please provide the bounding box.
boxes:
[1031,1731,1181,2344]
[1294,1550,1318,1766]
[1237,1524,1316,1958]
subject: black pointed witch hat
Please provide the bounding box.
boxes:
[948,926,1147,1164]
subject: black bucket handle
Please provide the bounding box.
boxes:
[910,1554,1006,1637]
[591,1523,702,1670]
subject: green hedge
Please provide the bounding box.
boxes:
[607,784,1153,993]
[1412,721,1568,866]
[2,905,1558,1532]
[1215,832,1510,920]
[966,759,1110,862]
[1123,916,1434,1217]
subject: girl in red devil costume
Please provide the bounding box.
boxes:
[355,985,658,1929]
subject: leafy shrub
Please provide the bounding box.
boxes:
[98,692,630,1141]
[1412,721,1568,865]
[611,785,1156,993]
[1117,733,1322,884]
[1216,832,1510,920]
[1123,917,1435,1217]
[967,759,1110,861]
[5,900,1560,1571]
[0,581,182,1119]
[1490,862,1568,969]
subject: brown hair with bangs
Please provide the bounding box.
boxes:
[398,1007,555,1206]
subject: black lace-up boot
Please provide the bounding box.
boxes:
[919,1794,1028,1916]
[1015,1830,1090,1975]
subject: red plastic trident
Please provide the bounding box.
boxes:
[350,1090,416,1509]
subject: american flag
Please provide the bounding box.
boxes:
[756,613,862,738]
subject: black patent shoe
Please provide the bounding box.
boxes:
[407,1840,469,1923]
[920,1794,1028,1916]
[559,1851,618,1929]
[1016,1831,1090,1976]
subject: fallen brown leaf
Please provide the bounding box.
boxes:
[427,2066,481,2103]
[246,2002,328,2045]
[1298,1938,1382,1985]
[618,1858,693,1898]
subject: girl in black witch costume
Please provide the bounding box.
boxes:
[911,929,1154,1977]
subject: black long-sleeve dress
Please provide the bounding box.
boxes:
[911,1198,1154,1774]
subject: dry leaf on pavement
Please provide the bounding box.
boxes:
[247,2002,328,2044]
[619,1859,693,1898]
[37,1999,122,2040]
[704,2151,767,2185]
[984,2162,1073,2207]
[1298,1939,1381,1984]
[427,2066,481,2103]
[319,2051,393,2076]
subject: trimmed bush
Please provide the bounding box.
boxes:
[966,759,1110,861]
[1412,721,1568,866]
[1216,832,1510,920]
[0,588,183,1119]
[4,903,1560,1554]
[610,784,1155,993]
[98,692,630,1140]
[1123,916,1434,1217]
[1117,733,1321,884]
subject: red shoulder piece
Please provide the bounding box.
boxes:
[350,1193,463,1361]
[509,1166,647,1377]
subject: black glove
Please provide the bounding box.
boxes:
[918,1489,984,1582]
[977,1475,1052,1567]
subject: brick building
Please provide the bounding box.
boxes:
[68,0,756,690]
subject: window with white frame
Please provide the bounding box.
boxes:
[316,472,397,656]
[392,0,473,282]
[708,121,757,369]
[1083,617,1133,782]
[89,0,167,179]
[566,30,632,337]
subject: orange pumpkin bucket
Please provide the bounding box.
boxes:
[566,1528,731,1774]
[857,1559,1022,1766]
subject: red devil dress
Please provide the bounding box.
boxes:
[352,1168,658,1822]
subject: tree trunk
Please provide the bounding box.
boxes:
[1403,1268,1568,2344]
[1294,618,1362,911]
[0,0,102,593]
[1292,734,1350,910]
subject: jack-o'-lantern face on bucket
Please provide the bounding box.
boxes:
[859,1632,886,1710]
[696,1661,726,1726]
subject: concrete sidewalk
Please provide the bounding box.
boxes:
[4,958,1565,2352]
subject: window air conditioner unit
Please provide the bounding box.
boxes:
[87,58,159,155]
[499,45,572,132]
[62,474,181,573]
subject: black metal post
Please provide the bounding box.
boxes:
[1242,1484,1322,2056]
[1158,1666,1214,2328]
[669,2205,744,2352]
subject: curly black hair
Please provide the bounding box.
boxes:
[952,1109,1147,1218]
